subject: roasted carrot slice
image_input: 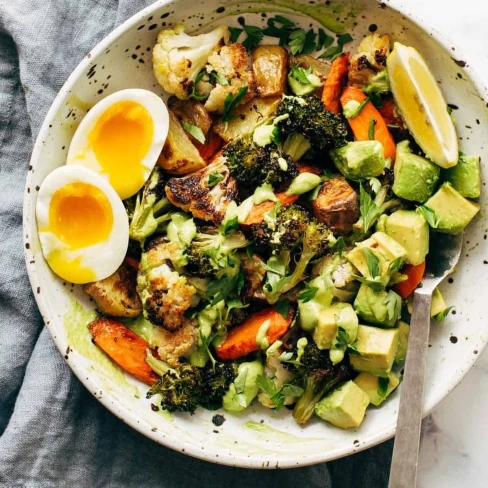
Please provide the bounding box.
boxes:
[340,85,397,161]
[242,192,299,227]
[195,130,224,162]
[393,261,426,298]
[322,52,350,114]
[216,305,295,361]
[88,317,159,385]
[296,162,322,175]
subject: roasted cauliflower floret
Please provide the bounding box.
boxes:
[165,155,238,223]
[137,238,197,331]
[83,263,142,318]
[203,43,256,113]
[348,33,391,89]
[152,24,230,99]
[156,318,199,367]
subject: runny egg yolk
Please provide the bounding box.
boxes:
[49,182,113,249]
[46,182,114,284]
[88,101,154,200]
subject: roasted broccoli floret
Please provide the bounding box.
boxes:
[292,343,351,425]
[262,209,331,304]
[129,168,173,242]
[223,136,299,191]
[186,227,249,277]
[147,361,238,413]
[281,132,312,162]
[137,237,197,331]
[153,24,230,100]
[276,95,348,151]
[250,204,308,250]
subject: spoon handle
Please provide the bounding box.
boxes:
[388,290,433,488]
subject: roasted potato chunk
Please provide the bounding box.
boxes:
[289,54,331,81]
[157,110,206,175]
[168,98,212,137]
[83,263,142,318]
[313,176,359,235]
[252,45,288,98]
[213,97,280,142]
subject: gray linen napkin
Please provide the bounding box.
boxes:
[0,1,393,486]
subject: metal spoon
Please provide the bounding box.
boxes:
[388,232,463,488]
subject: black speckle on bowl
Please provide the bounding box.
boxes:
[450,336,458,344]
[137,25,145,30]
[161,12,169,19]
[148,24,158,30]
[452,58,466,68]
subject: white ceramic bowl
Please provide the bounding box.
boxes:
[23,0,488,468]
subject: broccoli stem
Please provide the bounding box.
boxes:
[292,374,343,425]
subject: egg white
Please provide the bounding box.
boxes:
[36,165,129,284]
[66,88,169,199]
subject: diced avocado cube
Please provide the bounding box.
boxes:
[392,140,440,203]
[346,232,407,283]
[349,325,399,377]
[354,284,402,327]
[424,182,480,234]
[395,320,409,363]
[354,371,400,406]
[406,287,447,318]
[330,141,385,178]
[313,303,359,350]
[442,154,481,198]
[315,380,370,429]
[385,210,429,265]
[375,214,388,233]
[431,287,447,317]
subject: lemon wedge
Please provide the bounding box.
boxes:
[387,42,458,168]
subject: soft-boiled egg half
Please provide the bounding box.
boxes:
[36,166,129,284]
[67,89,169,200]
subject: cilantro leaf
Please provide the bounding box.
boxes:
[207,170,224,187]
[222,86,249,122]
[236,269,245,295]
[318,45,342,59]
[189,70,208,101]
[229,27,243,43]
[388,256,404,273]
[181,121,205,144]
[199,330,217,369]
[434,306,454,322]
[280,384,304,398]
[368,117,376,140]
[317,28,334,50]
[346,97,370,119]
[369,92,383,108]
[242,25,264,50]
[298,284,319,303]
[347,344,361,356]
[416,205,440,228]
[220,216,238,235]
[335,326,349,349]
[363,248,381,279]
[275,298,290,318]
[290,65,314,84]
[351,274,386,292]
[337,33,354,46]
[263,16,295,45]
[378,376,390,399]
[332,236,345,257]
[384,290,402,321]
[255,375,303,411]
[323,168,334,179]
[359,184,383,232]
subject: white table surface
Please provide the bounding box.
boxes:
[400,1,488,486]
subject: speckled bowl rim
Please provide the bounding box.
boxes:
[23,0,488,468]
